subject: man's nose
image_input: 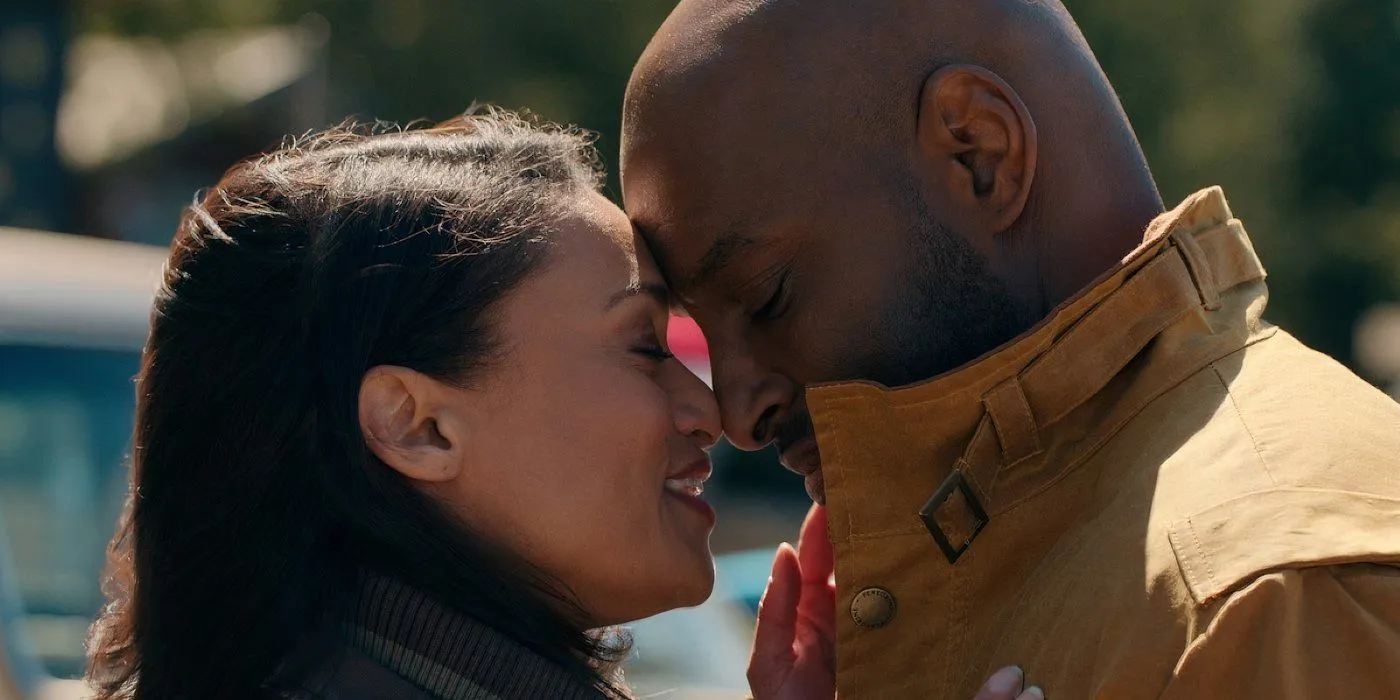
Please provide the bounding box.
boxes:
[711,347,796,452]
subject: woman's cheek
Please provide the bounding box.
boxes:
[594,372,674,515]
[598,361,676,441]
[634,373,682,460]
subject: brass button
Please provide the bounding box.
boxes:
[850,587,897,629]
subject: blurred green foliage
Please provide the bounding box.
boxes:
[78,0,674,201]
[1073,0,1400,368]
[76,0,1400,371]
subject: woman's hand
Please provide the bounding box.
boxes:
[748,504,836,700]
[747,504,1044,700]
[975,666,1045,700]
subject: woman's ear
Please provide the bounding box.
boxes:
[915,65,1038,235]
[358,365,464,483]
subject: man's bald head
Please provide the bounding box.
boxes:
[623,0,1156,252]
[620,0,1165,485]
[624,0,1084,152]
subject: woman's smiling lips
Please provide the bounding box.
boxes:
[664,457,716,525]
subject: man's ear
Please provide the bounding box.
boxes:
[358,365,464,484]
[915,65,1038,234]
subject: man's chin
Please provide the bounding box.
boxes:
[804,470,827,505]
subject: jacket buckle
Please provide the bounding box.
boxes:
[920,468,989,565]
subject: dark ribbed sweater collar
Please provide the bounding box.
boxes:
[344,572,611,700]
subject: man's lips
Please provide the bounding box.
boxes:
[779,438,826,504]
[778,438,820,475]
[799,471,826,505]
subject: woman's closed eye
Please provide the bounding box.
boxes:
[632,334,675,362]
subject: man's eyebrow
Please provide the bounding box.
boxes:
[605,282,671,310]
[689,233,757,289]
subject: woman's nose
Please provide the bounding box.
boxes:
[673,365,722,449]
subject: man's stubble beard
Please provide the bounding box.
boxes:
[771,199,1035,472]
[850,208,1035,390]
[784,212,1036,462]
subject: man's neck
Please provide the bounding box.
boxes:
[1038,187,1166,312]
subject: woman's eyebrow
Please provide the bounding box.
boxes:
[604,282,671,310]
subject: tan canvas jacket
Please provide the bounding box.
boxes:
[809,187,1400,699]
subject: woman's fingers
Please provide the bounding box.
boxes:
[797,504,833,586]
[764,513,1042,700]
[749,542,802,689]
[972,666,1044,700]
[794,504,836,651]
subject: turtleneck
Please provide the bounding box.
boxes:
[339,571,612,700]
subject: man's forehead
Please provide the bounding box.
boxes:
[632,215,720,285]
[639,211,785,296]
[624,127,805,292]
[689,232,763,290]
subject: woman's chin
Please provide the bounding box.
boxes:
[678,537,717,603]
[676,557,717,608]
[661,519,716,601]
[656,551,716,612]
[609,557,715,625]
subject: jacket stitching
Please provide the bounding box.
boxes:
[1187,517,1217,595]
[1168,526,1200,602]
[1208,362,1276,486]
[963,417,993,496]
[827,396,862,700]
[987,402,1012,467]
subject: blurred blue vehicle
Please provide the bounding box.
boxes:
[0,228,160,699]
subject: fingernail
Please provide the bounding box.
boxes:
[987,666,1024,694]
[1024,685,1044,700]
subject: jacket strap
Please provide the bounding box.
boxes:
[1169,488,1400,604]
[920,218,1266,565]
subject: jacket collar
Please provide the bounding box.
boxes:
[341,571,610,700]
[806,187,1269,563]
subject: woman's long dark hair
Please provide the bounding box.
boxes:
[86,109,627,699]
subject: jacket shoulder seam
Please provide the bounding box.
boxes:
[1207,361,1277,486]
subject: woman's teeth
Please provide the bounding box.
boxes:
[665,477,705,498]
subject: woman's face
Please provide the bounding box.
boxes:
[385,192,722,626]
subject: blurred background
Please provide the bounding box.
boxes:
[0,0,1398,696]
